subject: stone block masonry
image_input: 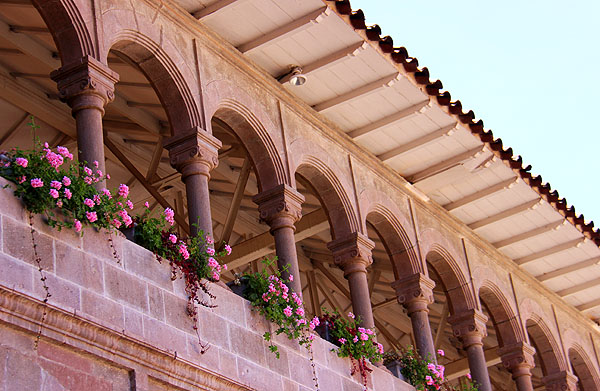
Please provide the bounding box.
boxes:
[0,181,413,391]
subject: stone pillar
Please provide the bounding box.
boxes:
[392,273,436,361]
[542,371,578,391]
[327,233,375,329]
[253,184,304,295]
[448,309,493,391]
[51,56,119,183]
[499,342,536,391]
[164,128,222,237]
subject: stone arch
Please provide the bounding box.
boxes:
[524,313,567,375]
[105,29,201,135]
[420,229,474,314]
[205,80,288,191]
[568,344,600,391]
[360,190,420,277]
[32,0,96,63]
[477,279,524,347]
[289,140,359,239]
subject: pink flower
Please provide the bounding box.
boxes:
[466,373,471,380]
[376,343,384,354]
[312,316,320,327]
[296,307,305,316]
[126,200,134,210]
[84,176,92,185]
[84,198,95,208]
[112,219,121,228]
[62,176,71,186]
[50,180,62,190]
[17,176,26,184]
[83,166,93,175]
[93,194,101,205]
[283,306,292,317]
[45,151,63,170]
[426,375,434,386]
[144,201,150,208]
[74,219,82,232]
[64,189,72,199]
[437,349,445,357]
[212,272,220,281]
[106,174,110,180]
[360,333,368,341]
[308,334,315,341]
[30,178,43,188]
[262,293,269,302]
[49,189,59,199]
[224,244,232,255]
[208,257,218,268]
[339,338,347,344]
[289,274,294,282]
[169,234,177,244]
[86,211,98,223]
[93,160,99,168]
[96,170,102,177]
[206,236,214,245]
[164,208,175,226]
[223,264,228,270]
[102,188,111,198]
[178,242,190,260]
[57,146,72,159]
[348,312,355,319]
[15,157,28,167]
[353,336,358,343]
[118,184,129,198]
[56,200,63,208]
[206,247,215,256]
[427,363,436,371]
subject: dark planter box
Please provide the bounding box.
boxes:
[315,321,341,347]
[226,276,249,298]
[384,360,406,381]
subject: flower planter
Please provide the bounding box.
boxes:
[384,359,406,381]
[315,321,341,347]
[226,276,249,298]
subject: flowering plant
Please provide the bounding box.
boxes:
[241,259,319,358]
[319,309,383,386]
[0,130,134,234]
[393,346,478,391]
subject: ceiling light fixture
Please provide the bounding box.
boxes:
[278,65,307,86]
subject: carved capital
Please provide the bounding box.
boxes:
[392,273,435,314]
[327,233,374,276]
[498,342,536,377]
[253,184,304,232]
[51,55,119,115]
[543,371,578,391]
[164,127,222,179]
[448,309,488,348]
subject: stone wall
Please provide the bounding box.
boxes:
[0,179,413,391]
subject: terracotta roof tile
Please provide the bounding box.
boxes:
[325,0,600,245]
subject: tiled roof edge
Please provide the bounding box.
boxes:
[326,0,599,245]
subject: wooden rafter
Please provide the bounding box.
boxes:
[220,158,251,246]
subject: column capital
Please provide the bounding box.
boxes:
[327,232,374,276]
[164,126,222,179]
[542,371,578,391]
[498,342,536,377]
[253,184,304,232]
[392,273,435,314]
[448,309,488,348]
[51,55,119,115]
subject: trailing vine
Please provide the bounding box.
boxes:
[28,212,50,349]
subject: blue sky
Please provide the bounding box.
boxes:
[350,0,600,225]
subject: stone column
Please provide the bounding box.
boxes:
[253,184,304,295]
[164,128,222,237]
[392,273,436,361]
[51,56,119,183]
[448,309,493,391]
[499,342,536,391]
[542,371,578,391]
[327,233,375,329]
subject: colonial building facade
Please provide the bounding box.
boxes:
[0,0,599,390]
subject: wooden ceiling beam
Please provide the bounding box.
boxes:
[445,348,501,380]
[278,42,366,84]
[348,99,430,139]
[492,220,565,249]
[536,256,600,282]
[576,298,600,312]
[444,177,518,211]
[469,198,542,230]
[376,123,457,161]
[407,145,485,183]
[220,159,251,245]
[556,276,600,298]
[313,73,399,112]
[238,6,329,53]
[515,237,586,266]
[192,0,248,19]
